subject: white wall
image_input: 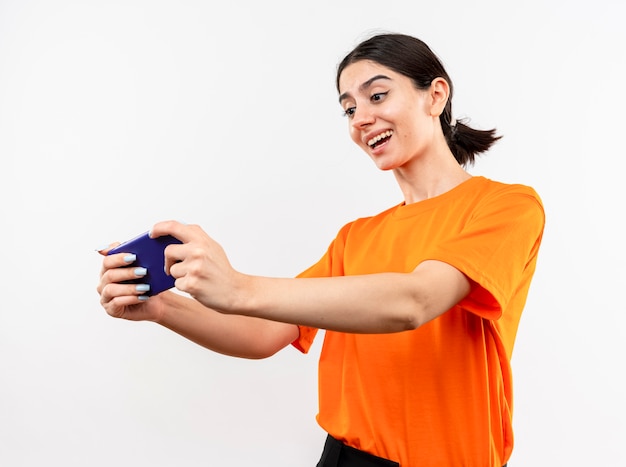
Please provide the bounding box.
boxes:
[1,0,624,465]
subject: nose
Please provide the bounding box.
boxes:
[351,106,375,129]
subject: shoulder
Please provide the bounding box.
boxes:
[475,177,544,213]
[471,178,546,239]
[476,176,541,199]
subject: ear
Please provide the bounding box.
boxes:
[428,77,450,118]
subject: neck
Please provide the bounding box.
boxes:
[393,151,471,204]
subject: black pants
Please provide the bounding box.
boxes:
[316,434,508,467]
[316,435,399,467]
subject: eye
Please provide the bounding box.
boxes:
[342,106,356,118]
[371,92,388,103]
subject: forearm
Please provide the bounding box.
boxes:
[156,291,299,359]
[238,274,417,333]
[232,261,470,334]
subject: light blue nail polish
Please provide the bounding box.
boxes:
[95,244,110,252]
[136,284,150,292]
[138,295,150,301]
[124,254,137,263]
[134,267,147,276]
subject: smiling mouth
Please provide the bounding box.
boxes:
[368,130,393,149]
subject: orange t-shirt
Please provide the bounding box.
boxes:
[293,176,545,467]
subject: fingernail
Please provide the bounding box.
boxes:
[134,267,147,276]
[124,254,137,263]
[135,284,150,292]
[138,295,150,301]
[95,244,110,252]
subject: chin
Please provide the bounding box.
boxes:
[372,158,397,171]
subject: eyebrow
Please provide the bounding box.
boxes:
[338,74,392,104]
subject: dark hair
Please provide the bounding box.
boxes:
[336,33,501,167]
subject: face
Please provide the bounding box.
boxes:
[338,60,443,171]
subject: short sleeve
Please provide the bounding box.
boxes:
[426,187,545,319]
[290,222,352,353]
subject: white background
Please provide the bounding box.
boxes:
[1,1,624,465]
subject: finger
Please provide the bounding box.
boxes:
[168,258,185,280]
[95,241,121,256]
[97,262,149,294]
[105,264,148,283]
[150,220,190,243]
[163,243,187,276]
[99,251,138,277]
[102,293,151,318]
[100,282,152,304]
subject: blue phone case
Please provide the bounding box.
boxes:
[107,231,182,296]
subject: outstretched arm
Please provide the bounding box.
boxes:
[151,221,471,334]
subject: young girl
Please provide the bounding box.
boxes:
[97,33,545,467]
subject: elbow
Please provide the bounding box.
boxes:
[399,300,434,332]
[224,345,282,360]
[243,344,285,360]
[397,307,425,332]
[241,322,299,359]
[402,317,420,332]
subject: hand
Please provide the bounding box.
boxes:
[149,220,246,312]
[96,244,167,321]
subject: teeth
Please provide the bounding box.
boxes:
[368,130,393,147]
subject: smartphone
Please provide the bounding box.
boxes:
[107,231,182,296]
